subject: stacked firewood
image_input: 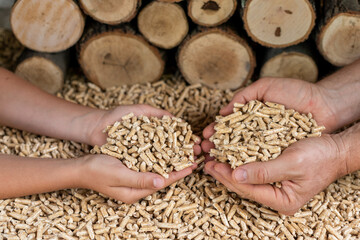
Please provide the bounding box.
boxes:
[6,0,360,93]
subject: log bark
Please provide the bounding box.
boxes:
[260,42,318,83]
[241,0,316,48]
[138,1,188,49]
[177,28,255,90]
[317,0,360,66]
[188,0,237,27]
[15,49,69,94]
[0,28,24,70]
[77,22,164,89]
[10,0,84,53]
[79,0,141,25]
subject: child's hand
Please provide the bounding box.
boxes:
[77,154,197,204]
[86,104,202,155]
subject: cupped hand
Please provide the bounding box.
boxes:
[78,154,197,204]
[204,134,348,215]
[87,104,202,155]
[202,77,337,158]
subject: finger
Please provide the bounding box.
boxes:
[201,140,215,153]
[232,152,298,185]
[219,80,269,116]
[125,104,174,118]
[193,145,202,156]
[140,105,174,118]
[116,166,195,203]
[207,162,296,214]
[204,154,215,163]
[203,122,216,139]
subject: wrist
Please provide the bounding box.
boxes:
[316,68,360,131]
[72,155,93,189]
[73,108,107,146]
[331,123,360,176]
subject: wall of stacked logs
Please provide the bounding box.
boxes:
[7,0,360,93]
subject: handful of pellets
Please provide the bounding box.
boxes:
[92,113,197,178]
[210,100,325,169]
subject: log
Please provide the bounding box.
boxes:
[79,0,141,25]
[15,49,69,94]
[259,42,318,83]
[177,28,255,90]
[317,0,360,66]
[241,0,316,48]
[78,23,164,89]
[138,1,188,49]
[188,0,237,27]
[10,0,84,53]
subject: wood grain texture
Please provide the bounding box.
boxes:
[11,0,84,52]
[178,28,255,90]
[317,0,360,66]
[79,0,141,25]
[15,49,69,94]
[78,23,164,89]
[138,1,188,49]
[241,0,316,48]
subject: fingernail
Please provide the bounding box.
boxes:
[234,169,247,183]
[153,178,164,188]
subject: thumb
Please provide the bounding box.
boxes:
[119,169,165,189]
[232,156,295,184]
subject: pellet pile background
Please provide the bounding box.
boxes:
[0,73,359,240]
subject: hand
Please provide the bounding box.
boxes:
[202,77,337,161]
[221,77,336,132]
[204,134,348,215]
[77,154,197,204]
[87,104,202,155]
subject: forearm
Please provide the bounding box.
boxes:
[0,154,82,199]
[317,59,360,130]
[0,68,105,145]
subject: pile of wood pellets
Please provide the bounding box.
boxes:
[1,73,360,240]
[92,114,198,178]
[210,100,325,169]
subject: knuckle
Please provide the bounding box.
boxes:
[136,176,148,189]
[256,166,269,184]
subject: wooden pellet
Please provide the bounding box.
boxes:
[0,69,358,239]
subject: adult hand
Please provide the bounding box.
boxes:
[77,154,197,204]
[204,134,348,215]
[87,104,202,155]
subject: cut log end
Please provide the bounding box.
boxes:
[15,57,64,94]
[79,0,140,25]
[260,52,318,83]
[79,32,164,89]
[188,0,237,27]
[138,1,188,49]
[178,29,255,90]
[243,0,315,48]
[11,0,84,52]
[318,13,360,67]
